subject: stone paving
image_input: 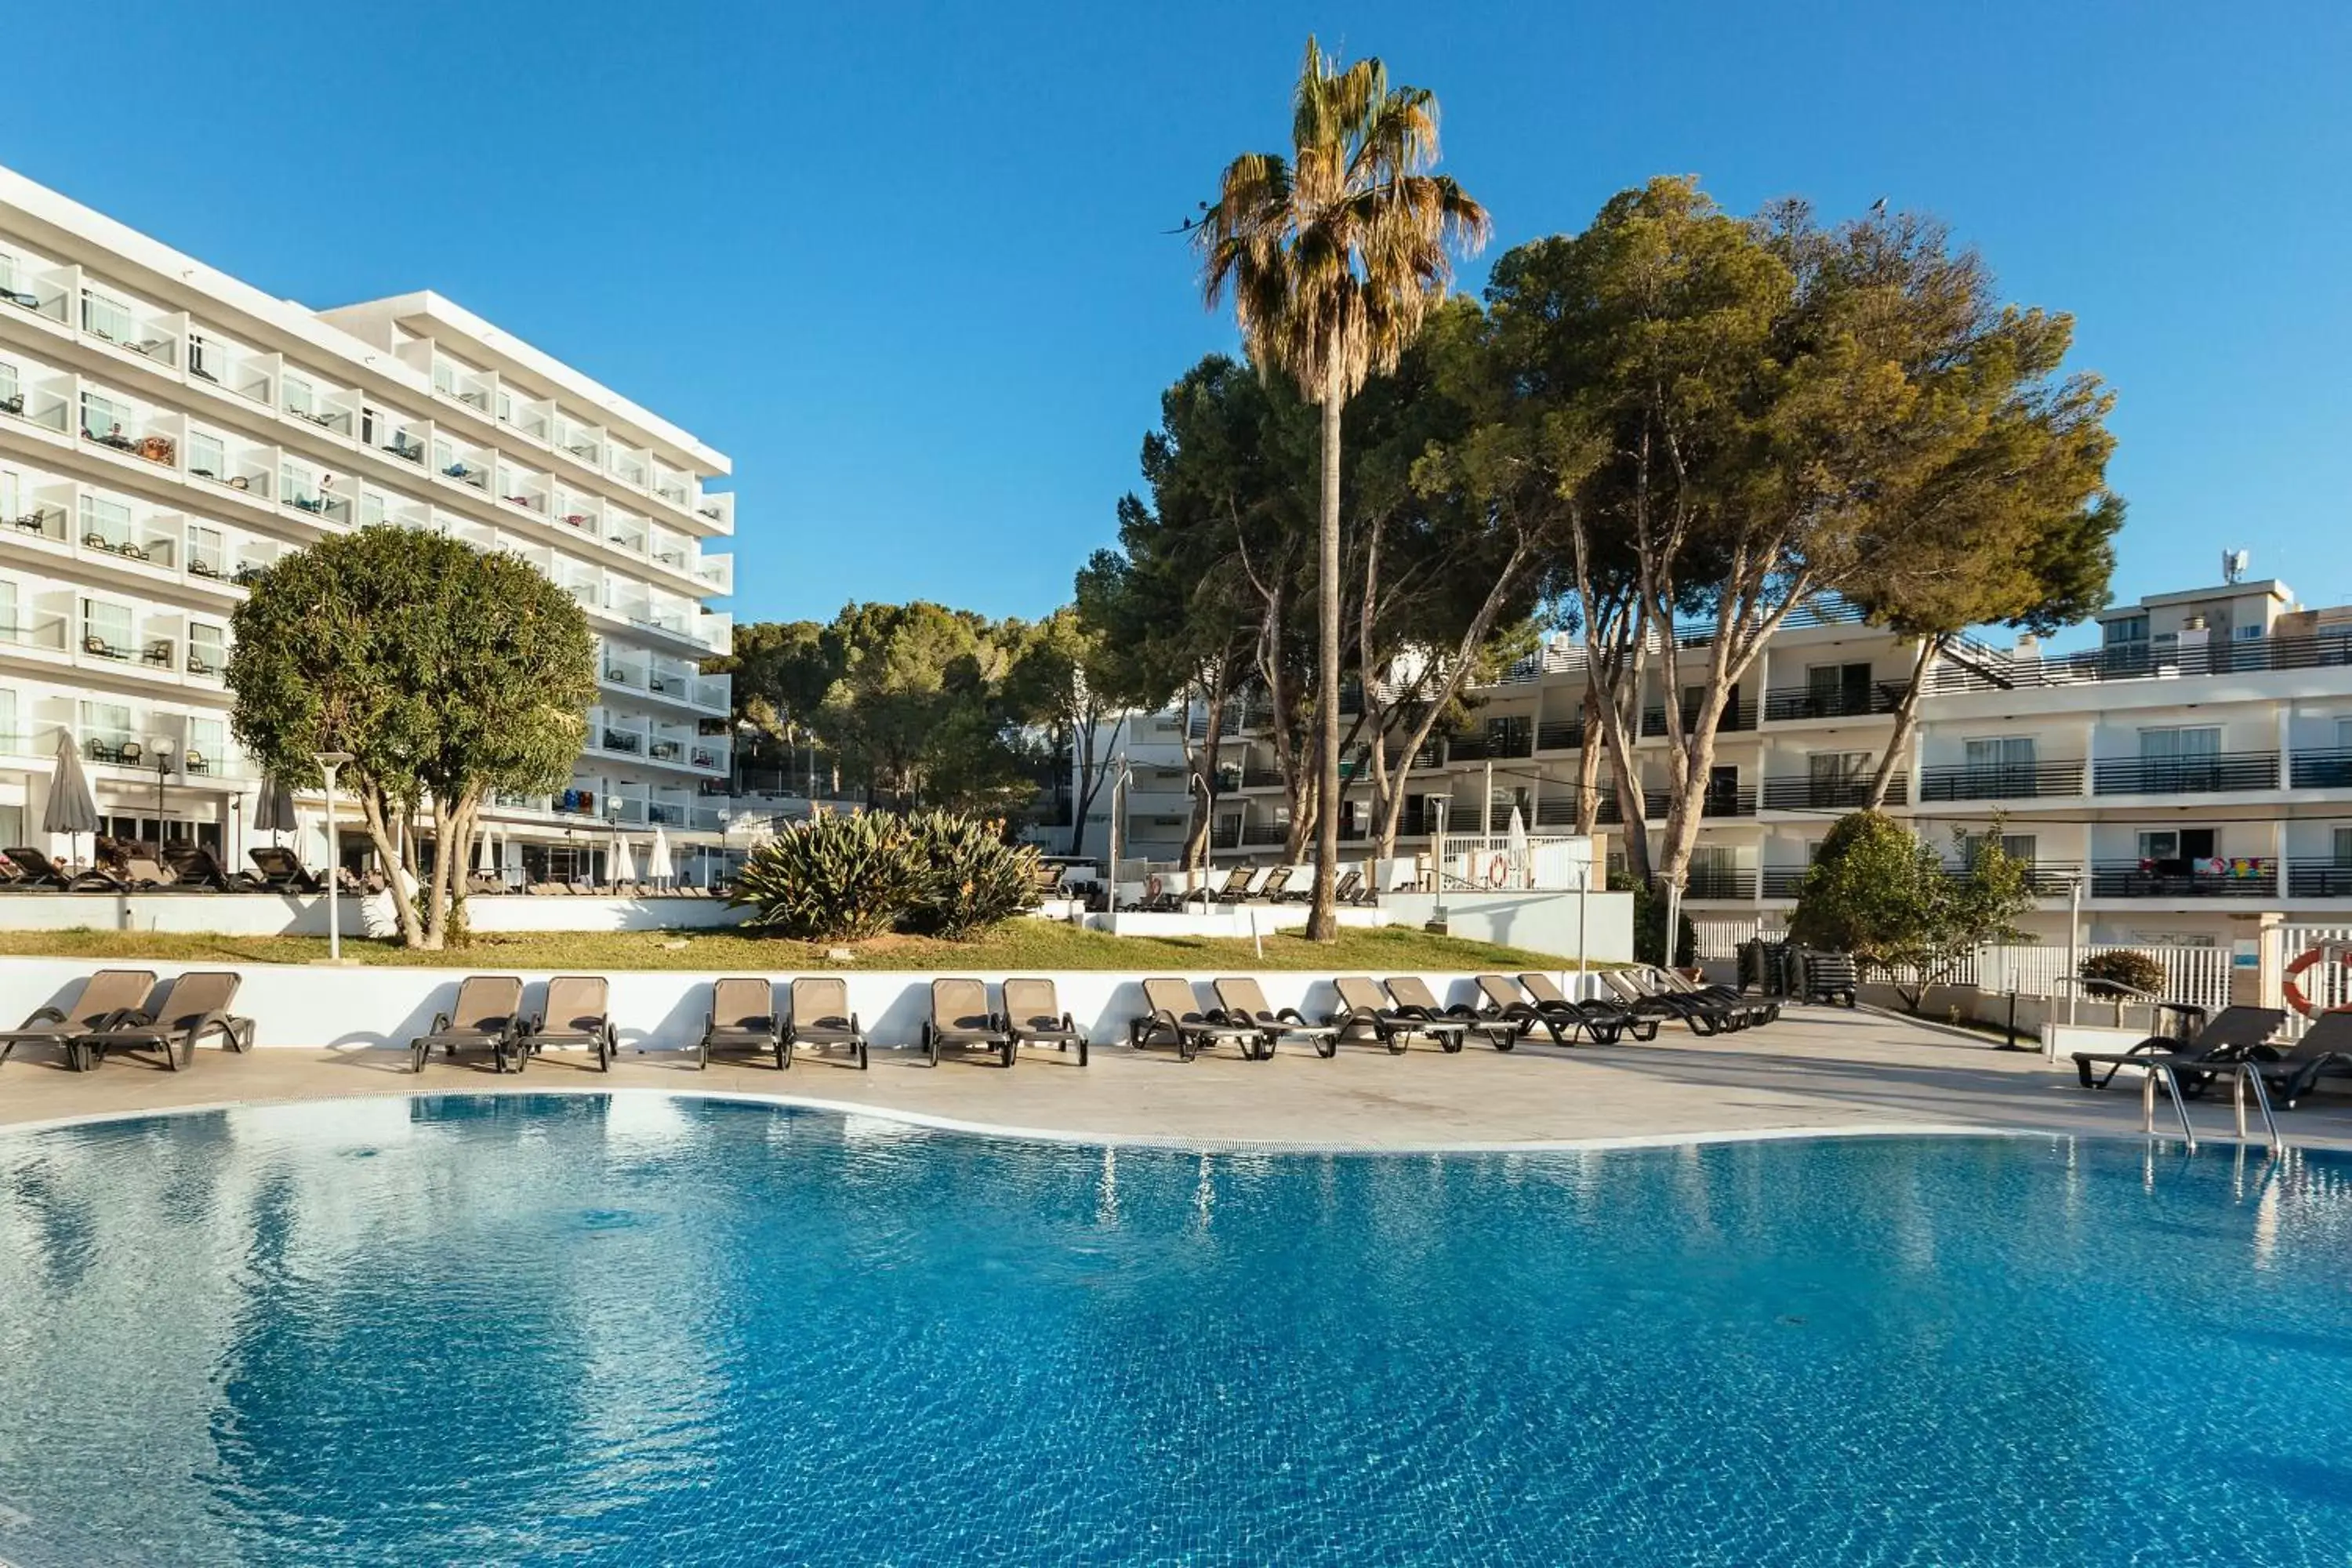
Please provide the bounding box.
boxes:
[6,1003,2348,1153]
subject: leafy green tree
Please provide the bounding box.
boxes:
[227,526,595,949]
[816,601,1032,813]
[1789,811,2034,1011]
[1003,607,1131,859]
[1194,35,1488,939]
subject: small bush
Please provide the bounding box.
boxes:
[1610,872,1697,967]
[904,811,1040,938]
[732,811,925,941]
[2081,949,2166,999]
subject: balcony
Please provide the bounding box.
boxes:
[2288,866,2352,898]
[7,504,65,544]
[184,641,227,679]
[1536,718,1584,752]
[2090,753,2280,796]
[80,404,176,467]
[2289,750,2352,789]
[1683,868,1758,901]
[1917,761,2085,801]
[79,620,135,662]
[1762,867,1808,899]
[1641,703,1755,737]
[1941,861,2083,896]
[2,377,71,434]
[0,267,67,323]
[1210,821,1241,850]
[1445,730,1534,762]
[1930,631,2352,693]
[1239,765,1283,789]
[1243,821,1289,847]
[81,289,177,366]
[0,612,71,655]
[2091,858,2278,898]
[599,725,646,757]
[1761,774,1907,811]
[1762,684,1898,723]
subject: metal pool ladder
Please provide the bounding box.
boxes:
[2138,1058,2283,1155]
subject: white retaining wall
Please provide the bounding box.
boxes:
[0,957,1613,1054]
[0,893,749,935]
[1380,890,1635,965]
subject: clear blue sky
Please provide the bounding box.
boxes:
[8,2,2347,632]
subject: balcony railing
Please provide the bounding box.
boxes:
[1683,869,1758,900]
[1243,821,1288,846]
[1762,684,1899,722]
[7,505,65,543]
[600,727,645,756]
[2090,859,2278,898]
[1917,761,2085,801]
[1445,730,1534,761]
[1536,718,1584,752]
[2288,866,2352,898]
[1941,861,2083,896]
[2090,753,2280,796]
[1928,631,2352,695]
[1762,867,1808,899]
[2289,750,2352,789]
[1760,774,1907,811]
[1641,704,1755,737]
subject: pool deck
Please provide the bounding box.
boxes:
[7,1004,2350,1153]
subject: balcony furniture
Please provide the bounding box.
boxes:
[136,435,175,465]
[12,513,49,534]
[385,438,423,462]
[191,365,219,384]
[0,394,22,416]
[228,474,250,490]
[182,751,209,774]
[0,286,39,310]
[82,636,126,661]
[85,425,136,451]
[141,640,173,666]
[444,463,475,479]
[231,565,262,586]
[2091,753,2281,795]
[84,532,113,551]
[188,557,222,579]
[649,740,681,760]
[690,749,719,770]
[2090,858,2279,898]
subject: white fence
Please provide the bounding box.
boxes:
[2273,924,2352,1037]
[1430,834,1596,893]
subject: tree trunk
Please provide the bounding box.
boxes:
[354,782,424,948]
[1306,378,1343,942]
[1866,637,1940,811]
[1066,713,1123,862]
[1182,667,1229,873]
[1573,684,1602,836]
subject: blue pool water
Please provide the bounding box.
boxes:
[1,1098,2349,1565]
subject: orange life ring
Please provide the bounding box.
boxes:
[1486,852,1509,887]
[2282,946,2352,1017]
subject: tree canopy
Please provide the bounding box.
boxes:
[227,525,596,948]
[1788,811,2035,1011]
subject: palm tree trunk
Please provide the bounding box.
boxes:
[1307,372,1343,942]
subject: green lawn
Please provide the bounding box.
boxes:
[0,921,1589,974]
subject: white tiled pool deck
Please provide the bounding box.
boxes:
[6,1004,2349,1154]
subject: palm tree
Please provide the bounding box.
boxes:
[1195,37,1488,938]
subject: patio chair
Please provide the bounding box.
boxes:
[0,970,156,1069]
[1385,975,1517,1052]
[518,975,617,1072]
[921,978,1014,1068]
[1515,972,1660,1044]
[1184,866,1255,908]
[162,844,241,891]
[245,846,325,894]
[73,971,253,1073]
[1210,975,1338,1058]
[785,977,870,1070]
[1797,950,1860,1007]
[1002,978,1088,1066]
[2248,1012,2352,1109]
[1325,977,1448,1054]
[1131,977,1267,1061]
[408,975,528,1074]
[6,847,121,891]
[2071,1005,2285,1092]
[701,977,785,1069]
[1250,865,1297,902]
[1602,969,1738,1035]
[1640,966,1778,1027]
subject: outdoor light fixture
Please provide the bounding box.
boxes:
[314,750,354,960]
[149,735,176,844]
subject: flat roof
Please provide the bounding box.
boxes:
[2096,579,2296,619]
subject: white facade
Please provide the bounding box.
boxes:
[0,164,738,879]
[1091,575,2352,949]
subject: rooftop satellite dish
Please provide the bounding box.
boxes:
[2223,549,2250,585]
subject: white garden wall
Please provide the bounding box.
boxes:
[1380,891,1635,965]
[0,957,1613,1054]
[0,893,750,935]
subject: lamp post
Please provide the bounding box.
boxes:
[713,808,730,889]
[149,735,176,848]
[314,750,353,960]
[230,794,242,873]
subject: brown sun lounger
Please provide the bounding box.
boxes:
[518,975,617,1071]
[73,970,253,1072]
[702,977,785,1069]
[1003,978,1087,1066]
[1132,977,1267,1061]
[409,975,527,1074]
[786,977,870,1069]
[1325,977,1441,1054]
[1211,976,1338,1058]
[0,969,157,1069]
[1385,975,1515,1052]
[923,978,1014,1068]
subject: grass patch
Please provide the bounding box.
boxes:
[0,921,1592,975]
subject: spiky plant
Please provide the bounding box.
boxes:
[731,811,925,942]
[903,812,1040,938]
[1194,35,1488,941]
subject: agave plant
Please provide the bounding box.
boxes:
[731,810,925,941]
[903,811,1042,938]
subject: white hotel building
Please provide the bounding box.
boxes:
[0,165,738,880]
[1094,574,2352,952]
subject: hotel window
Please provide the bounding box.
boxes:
[282,374,315,419]
[187,622,225,667]
[0,466,15,520]
[0,358,17,409]
[2138,827,2216,863]
[2337,718,2352,753]
[79,390,125,439]
[81,288,133,343]
[2335,827,2352,867]
[1965,736,2034,771]
[1958,831,2037,865]
[2139,725,2220,761]
[187,430,224,479]
[81,599,132,655]
[187,524,223,575]
[183,717,224,771]
[80,699,132,752]
[358,489,386,527]
[0,686,16,748]
[187,332,216,382]
[0,579,16,638]
[2105,614,2149,647]
[78,493,132,546]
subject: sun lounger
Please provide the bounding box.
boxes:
[162,843,241,891]
[245,846,325,894]
[116,853,186,890]
[1211,975,1339,1058]
[518,975,616,1071]
[409,975,527,1074]
[465,873,508,897]
[1603,968,1738,1034]
[1003,978,1088,1065]
[1472,975,1582,1045]
[1250,866,1297,902]
[1644,965,1780,1025]
[1385,975,1517,1051]
[701,977,785,1069]
[2071,1005,2285,1093]
[73,971,253,1072]
[923,978,1015,1068]
[1796,950,1860,1007]
[786,978,870,1070]
[6,847,122,891]
[1185,866,1255,907]
[1326,976,1454,1053]
[1131,977,1268,1061]
[1515,972,1659,1044]
[2248,1012,2352,1109]
[0,969,156,1069]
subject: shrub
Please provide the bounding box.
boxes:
[2081,949,2165,999]
[732,811,925,941]
[1789,811,2036,1011]
[1610,872,1697,967]
[904,811,1041,938]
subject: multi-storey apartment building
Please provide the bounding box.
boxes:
[0,165,738,881]
[1087,574,2352,951]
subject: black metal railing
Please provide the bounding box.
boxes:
[1239,766,1283,789]
[1762,867,1809,899]
[1243,821,1287,846]
[1637,786,1757,818]
[1760,775,1907,811]
[1682,869,1758,901]
[1941,861,2082,896]
[1444,730,1534,762]
[1536,718,1583,752]
[1210,822,1240,849]
[1641,703,1754,736]
[1762,684,1898,722]
[2090,753,2279,796]
[2290,749,2352,789]
[1928,630,2352,695]
[1917,761,2085,801]
[2090,859,2278,898]
[2288,866,2352,898]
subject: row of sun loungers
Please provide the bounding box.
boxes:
[0,969,253,1073]
[1131,865,1381,912]
[0,845,345,895]
[2070,1005,2352,1109]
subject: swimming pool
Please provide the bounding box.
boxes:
[0,1097,2347,1565]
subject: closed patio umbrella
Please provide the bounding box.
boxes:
[611,831,637,885]
[1506,806,1530,889]
[42,731,99,867]
[646,826,673,888]
[253,774,297,843]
